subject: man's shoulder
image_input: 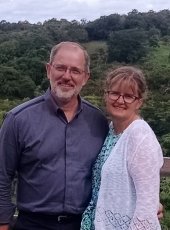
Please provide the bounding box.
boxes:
[82,98,104,113]
[82,98,109,132]
[9,95,45,116]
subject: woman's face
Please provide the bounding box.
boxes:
[105,80,143,122]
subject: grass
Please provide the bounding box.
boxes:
[82,41,107,55]
[144,42,170,68]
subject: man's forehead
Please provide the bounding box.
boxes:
[55,45,85,59]
[59,43,83,51]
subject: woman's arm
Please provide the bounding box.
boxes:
[128,132,163,230]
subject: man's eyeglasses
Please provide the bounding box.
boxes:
[106,91,140,104]
[51,64,85,76]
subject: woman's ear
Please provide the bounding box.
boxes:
[104,91,107,103]
[136,98,144,110]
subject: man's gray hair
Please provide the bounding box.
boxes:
[49,41,90,73]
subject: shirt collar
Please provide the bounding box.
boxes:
[44,88,83,116]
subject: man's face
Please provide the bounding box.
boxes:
[46,45,89,103]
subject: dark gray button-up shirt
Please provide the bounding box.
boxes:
[0,89,109,223]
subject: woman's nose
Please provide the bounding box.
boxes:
[117,95,125,103]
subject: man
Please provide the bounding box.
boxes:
[0,42,164,230]
[0,42,109,230]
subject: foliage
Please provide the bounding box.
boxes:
[86,9,170,40]
[160,178,170,229]
[85,14,123,40]
[140,42,170,157]
[0,66,36,98]
[83,41,109,81]
[0,98,27,125]
[83,95,103,108]
[161,134,170,156]
[0,10,170,96]
[43,18,88,42]
[107,29,149,63]
[148,27,160,47]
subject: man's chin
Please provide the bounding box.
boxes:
[54,91,76,101]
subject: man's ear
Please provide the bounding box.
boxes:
[46,63,51,80]
[82,72,90,86]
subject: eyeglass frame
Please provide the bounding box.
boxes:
[105,91,141,104]
[51,64,86,76]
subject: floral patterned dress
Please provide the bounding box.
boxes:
[81,123,121,230]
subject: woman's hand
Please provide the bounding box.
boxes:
[157,203,164,220]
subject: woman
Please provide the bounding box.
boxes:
[81,66,163,230]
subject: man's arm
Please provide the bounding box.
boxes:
[0,113,18,224]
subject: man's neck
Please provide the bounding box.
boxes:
[53,94,79,122]
[62,99,79,121]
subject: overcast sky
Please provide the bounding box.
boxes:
[0,0,169,24]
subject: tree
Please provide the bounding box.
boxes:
[107,29,149,63]
[148,27,160,47]
[161,134,170,156]
[85,14,123,40]
[124,9,147,30]
[0,39,18,63]
[0,66,36,98]
[43,19,88,43]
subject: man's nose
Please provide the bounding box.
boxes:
[62,68,72,79]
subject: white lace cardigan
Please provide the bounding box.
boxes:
[94,119,163,230]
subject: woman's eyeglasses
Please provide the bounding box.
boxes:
[106,91,140,104]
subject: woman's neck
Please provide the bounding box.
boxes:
[112,114,141,135]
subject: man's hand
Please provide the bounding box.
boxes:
[0,224,9,230]
[157,203,164,220]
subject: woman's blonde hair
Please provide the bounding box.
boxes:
[104,66,147,99]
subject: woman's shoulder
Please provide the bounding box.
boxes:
[128,119,153,135]
[124,119,160,147]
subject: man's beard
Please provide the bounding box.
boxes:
[51,84,82,103]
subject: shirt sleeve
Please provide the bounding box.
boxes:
[0,113,19,223]
[128,127,163,230]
